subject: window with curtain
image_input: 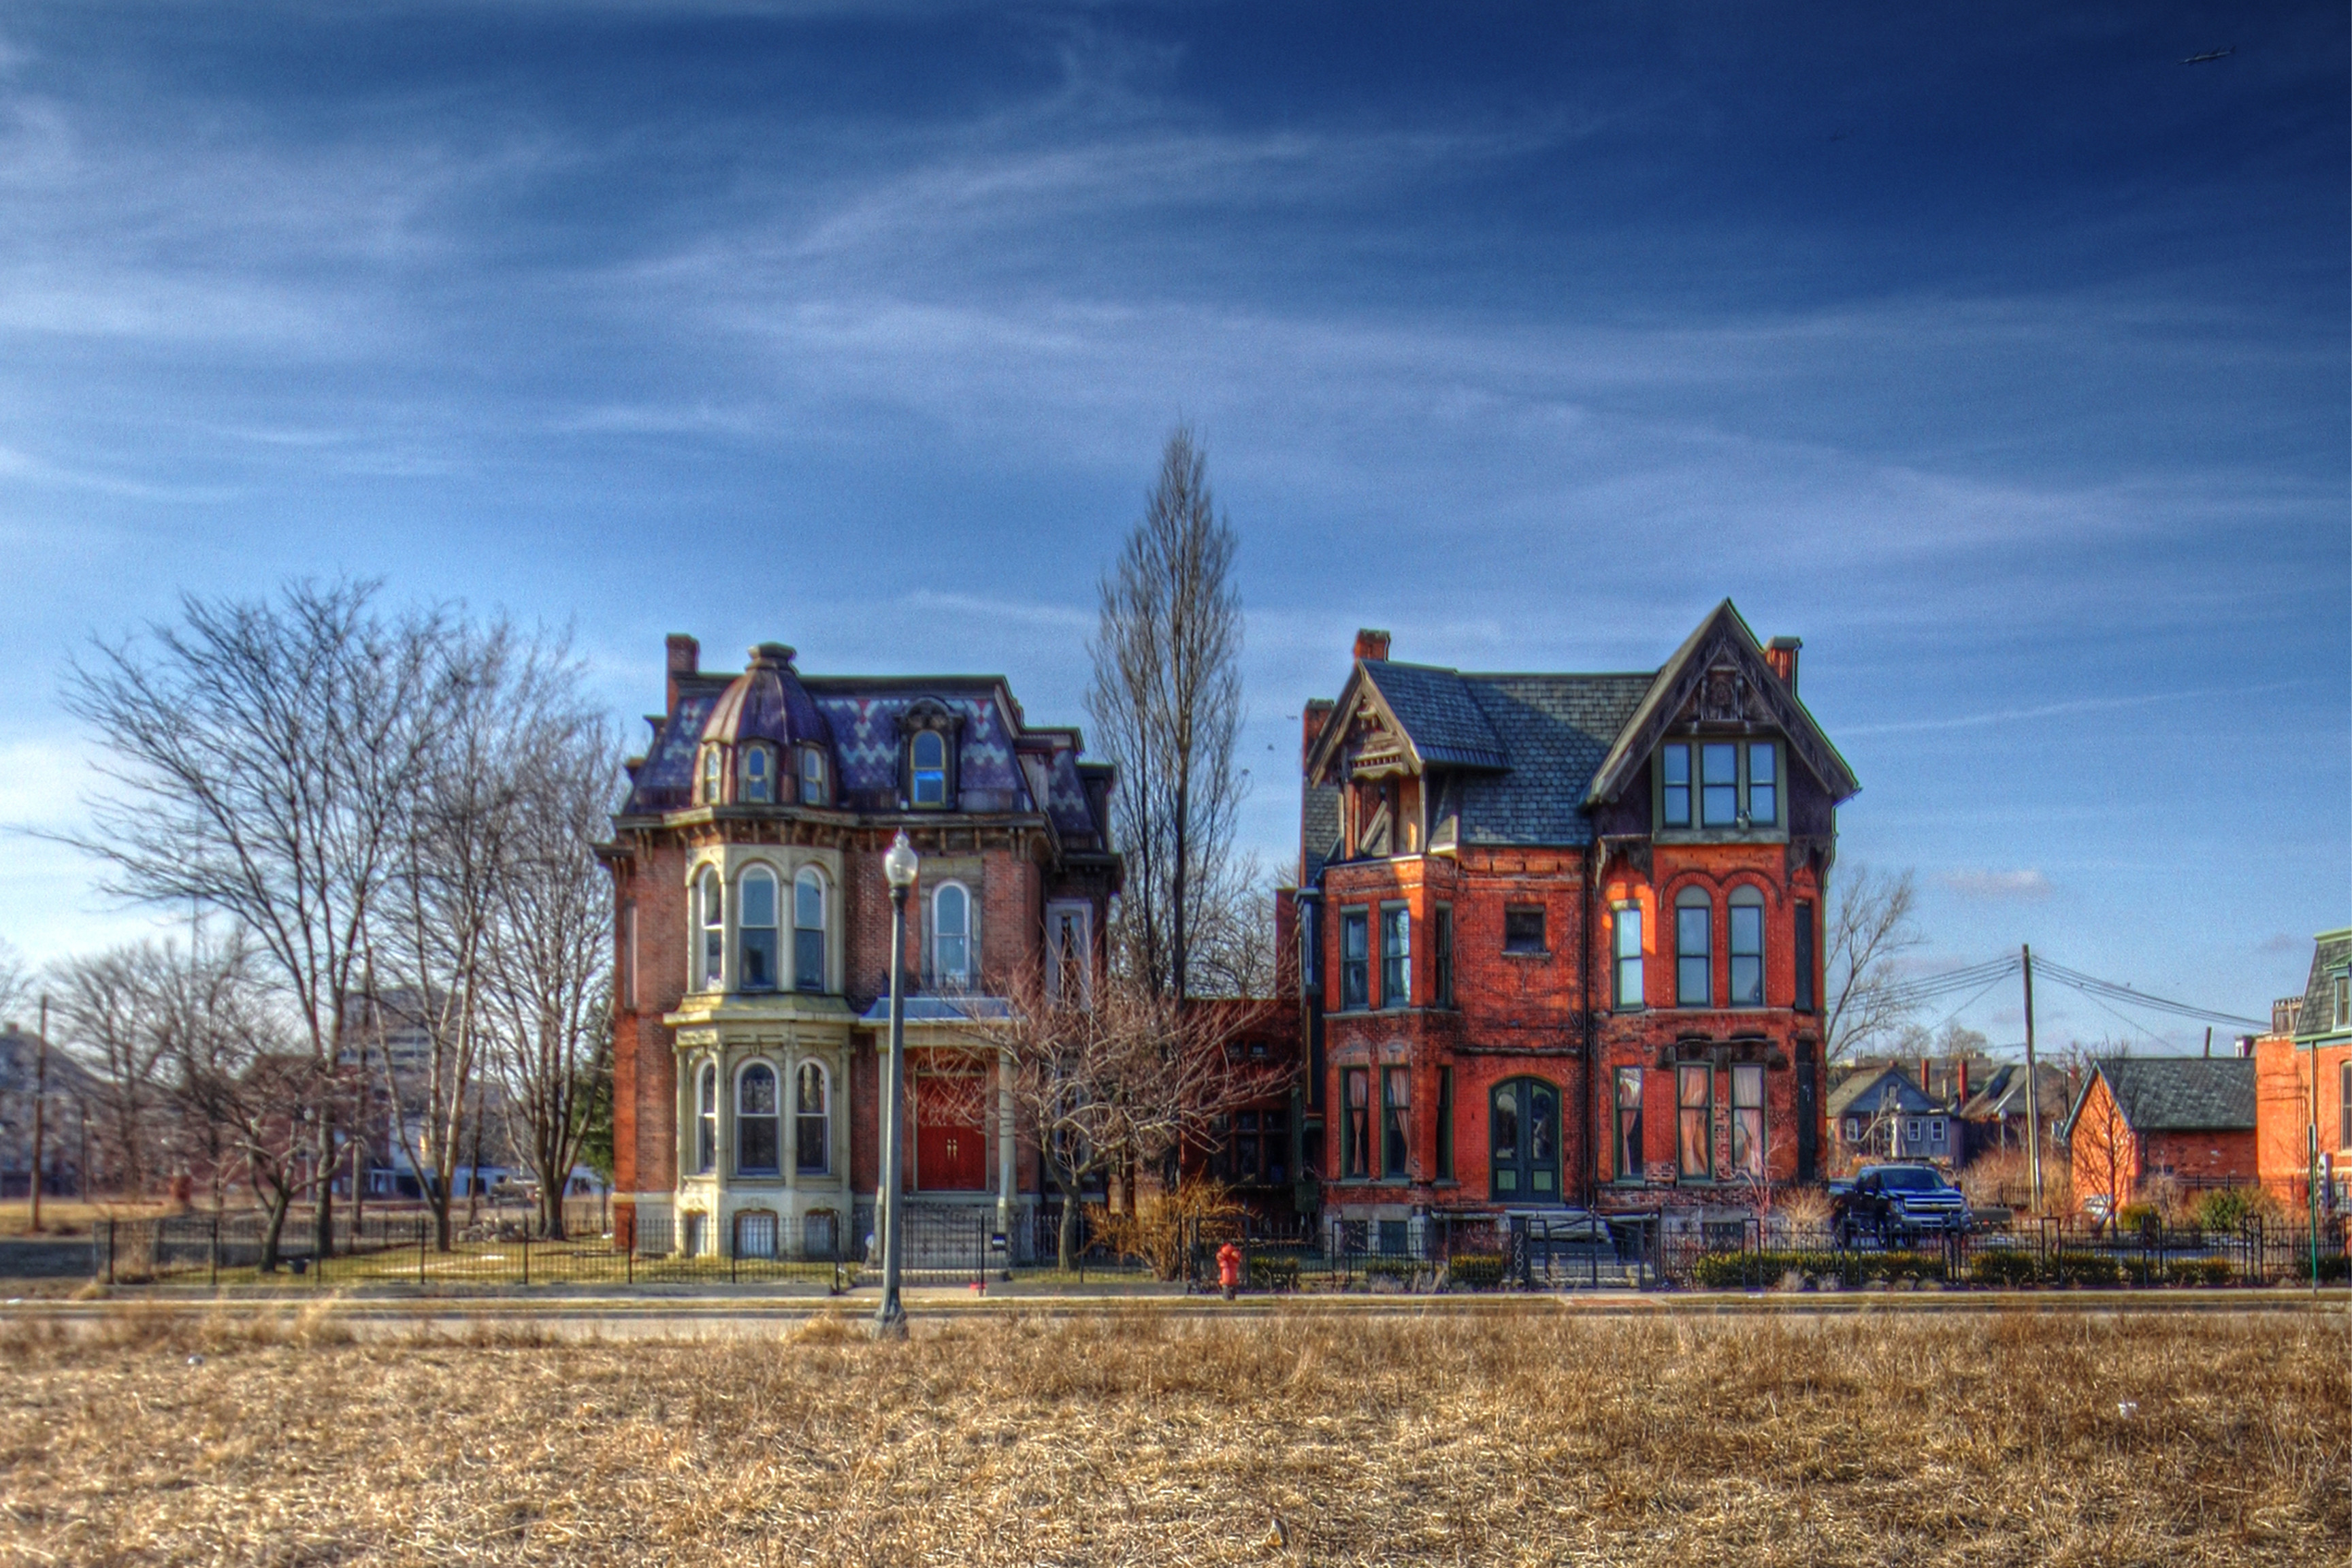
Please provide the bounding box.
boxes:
[737,1063,780,1175]
[1728,887,1764,1007]
[1614,905,1644,1009]
[1614,1066,1644,1181]
[738,868,779,991]
[1343,1067,1371,1179]
[1676,889,1712,1007]
[1731,1064,1765,1179]
[1382,1067,1409,1177]
[796,1062,830,1174]
[696,1063,717,1175]
[932,883,970,986]
[1677,1064,1712,1179]
[794,868,826,992]
[696,869,723,990]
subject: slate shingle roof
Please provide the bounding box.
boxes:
[1358,664,1507,769]
[2089,1057,2255,1133]
[1827,1066,1936,1121]
[1301,778,1341,886]
[2293,928,2351,1041]
[1449,674,1655,846]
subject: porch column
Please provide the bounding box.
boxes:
[713,1042,733,1255]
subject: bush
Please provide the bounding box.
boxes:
[2052,1252,2123,1287]
[1970,1250,2042,1288]
[2290,1251,2350,1284]
[2166,1256,2234,1287]
[2115,1203,2161,1234]
[2192,1188,2275,1231]
[1691,1249,1944,1289]
[1443,1253,1508,1290]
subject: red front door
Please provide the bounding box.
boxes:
[915,1074,987,1190]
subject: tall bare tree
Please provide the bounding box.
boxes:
[48,943,182,1198]
[483,680,621,1241]
[0,938,28,1028]
[1088,425,1247,1002]
[1823,865,1925,1066]
[56,578,454,1258]
[1181,849,1282,999]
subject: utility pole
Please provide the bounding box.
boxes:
[28,994,50,1234]
[2021,947,2042,1215]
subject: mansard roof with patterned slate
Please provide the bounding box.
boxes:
[2079,1057,2255,1134]
[2292,928,2352,1043]
[619,654,1110,847]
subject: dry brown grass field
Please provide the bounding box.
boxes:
[1,1306,2345,1566]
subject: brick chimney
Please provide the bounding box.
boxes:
[1302,699,1335,770]
[1765,636,1801,693]
[1954,1058,1970,1105]
[1920,1056,1934,1102]
[665,634,700,713]
[1354,628,1391,664]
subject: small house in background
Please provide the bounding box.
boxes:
[2253,927,2352,1213]
[1826,1065,1953,1166]
[1957,1061,2074,1162]
[2061,1056,2256,1217]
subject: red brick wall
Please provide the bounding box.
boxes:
[2255,1034,2352,1205]
[610,838,689,1205]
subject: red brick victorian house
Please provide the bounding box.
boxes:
[1294,601,1856,1235]
[600,637,1118,1260]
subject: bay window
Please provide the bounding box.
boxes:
[1380,904,1409,1008]
[738,868,779,992]
[1340,909,1369,1010]
[737,1063,780,1175]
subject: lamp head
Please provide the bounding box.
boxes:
[883,830,919,889]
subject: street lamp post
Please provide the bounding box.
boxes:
[875,830,919,1337]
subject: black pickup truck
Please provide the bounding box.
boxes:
[1829,1164,1971,1245]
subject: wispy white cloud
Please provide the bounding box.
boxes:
[1941,868,2055,901]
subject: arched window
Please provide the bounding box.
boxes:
[1675,887,1712,1007]
[696,868,723,990]
[737,1063,780,1175]
[1728,887,1765,1007]
[932,881,970,987]
[738,868,779,992]
[742,745,773,804]
[910,730,948,807]
[795,1062,830,1174]
[799,745,828,806]
[701,745,723,805]
[1490,1077,1559,1201]
[696,1062,717,1175]
[793,868,826,992]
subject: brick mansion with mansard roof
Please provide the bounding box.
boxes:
[1294,601,1857,1230]
[600,637,1117,1260]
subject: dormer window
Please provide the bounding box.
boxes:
[700,745,723,806]
[910,730,949,808]
[742,745,774,804]
[799,745,828,806]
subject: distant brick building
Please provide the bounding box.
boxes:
[2060,1057,2257,1216]
[1293,600,1855,1232]
[600,638,1119,1259]
[2253,928,2352,1213]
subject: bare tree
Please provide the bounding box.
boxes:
[56,579,454,1258]
[1182,849,1281,1000]
[0,938,28,1028]
[1088,425,1247,1002]
[1823,866,1925,1066]
[483,684,621,1241]
[992,968,1279,1269]
[47,943,181,1198]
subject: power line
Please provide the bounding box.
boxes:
[2031,959,2267,1031]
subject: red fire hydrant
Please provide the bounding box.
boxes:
[1217,1241,1244,1301]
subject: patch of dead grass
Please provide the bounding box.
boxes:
[0,1308,2343,1565]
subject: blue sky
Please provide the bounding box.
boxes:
[0,1,2343,1053]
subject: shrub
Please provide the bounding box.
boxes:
[2289,1251,2350,1284]
[1970,1250,2042,1288]
[2166,1256,2234,1287]
[2115,1203,2161,1234]
[2192,1188,2275,1231]
[1690,1249,1944,1289]
[1443,1253,1508,1291]
[2052,1252,2123,1287]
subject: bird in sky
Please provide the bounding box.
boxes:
[2181,46,2235,64]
